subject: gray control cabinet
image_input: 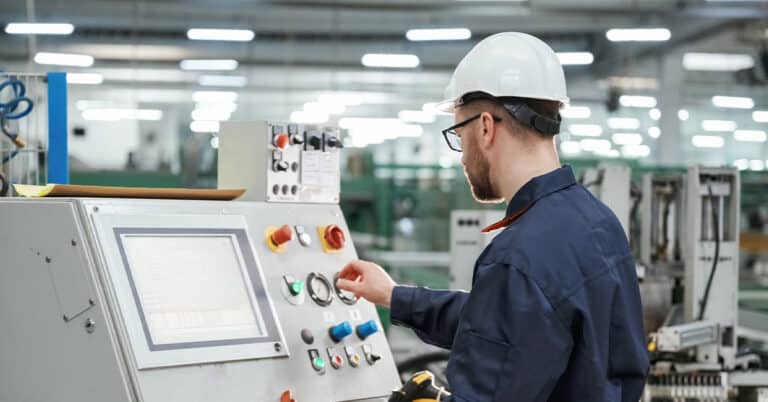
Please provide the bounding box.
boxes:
[0,198,400,402]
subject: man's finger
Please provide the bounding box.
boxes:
[336,278,362,293]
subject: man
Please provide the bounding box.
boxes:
[337,32,649,402]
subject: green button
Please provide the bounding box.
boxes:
[290,281,304,296]
[312,357,325,370]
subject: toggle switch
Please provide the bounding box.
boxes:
[274,133,290,149]
[356,320,379,340]
[284,276,304,296]
[309,135,323,150]
[273,160,290,172]
[326,136,343,149]
[329,321,353,342]
[266,225,294,252]
[361,344,381,365]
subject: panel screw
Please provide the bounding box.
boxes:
[85,318,96,334]
[274,343,282,352]
[71,239,77,246]
[45,256,51,263]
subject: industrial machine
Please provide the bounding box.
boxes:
[0,121,401,402]
[449,209,504,290]
[581,164,633,238]
[643,167,768,401]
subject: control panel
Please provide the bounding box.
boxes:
[0,121,399,402]
[218,121,343,203]
[450,209,505,290]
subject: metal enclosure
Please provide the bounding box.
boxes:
[0,198,400,402]
[0,120,400,402]
[582,164,632,238]
[449,210,505,290]
[682,166,740,368]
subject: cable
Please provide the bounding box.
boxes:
[0,171,7,196]
[697,184,720,321]
[0,77,33,120]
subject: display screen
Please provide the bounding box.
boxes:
[120,234,266,347]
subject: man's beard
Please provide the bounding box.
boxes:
[464,149,503,203]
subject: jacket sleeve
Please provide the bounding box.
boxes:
[390,285,470,349]
[444,263,574,402]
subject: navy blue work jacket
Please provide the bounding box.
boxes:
[391,165,649,402]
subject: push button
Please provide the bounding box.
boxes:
[327,348,344,369]
[344,346,361,368]
[356,320,379,340]
[329,321,353,342]
[318,225,346,252]
[271,225,294,247]
[274,133,290,149]
[308,349,325,374]
[289,280,303,296]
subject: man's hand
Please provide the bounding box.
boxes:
[336,260,397,308]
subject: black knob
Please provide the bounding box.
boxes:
[273,160,289,172]
[309,135,323,150]
[291,135,304,145]
[326,136,343,149]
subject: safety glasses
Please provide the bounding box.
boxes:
[441,113,501,152]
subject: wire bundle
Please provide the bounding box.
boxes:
[0,76,35,195]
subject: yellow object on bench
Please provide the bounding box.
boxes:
[13,183,245,201]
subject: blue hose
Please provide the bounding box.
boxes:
[0,77,34,120]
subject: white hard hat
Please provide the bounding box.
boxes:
[438,32,569,114]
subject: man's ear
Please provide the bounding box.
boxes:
[479,111,497,149]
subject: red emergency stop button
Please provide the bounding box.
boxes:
[274,133,290,149]
[271,225,294,247]
[324,225,345,250]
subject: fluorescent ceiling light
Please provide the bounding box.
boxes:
[290,111,329,124]
[606,28,670,42]
[319,93,363,106]
[422,102,451,115]
[556,52,594,66]
[701,120,737,132]
[754,111,768,123]
[648,127,661,138]
[734,159,749,171]
[5,23,74,35]
[192,91,238,103]
[580,139,612,152]
[611,133,643,146]
[190,121,220,133]
[734,130,767,142]
[678,109,689,121]
[361,53,420,68]
[649,108,661,121]
[683,53,754,71]
[191,108,231,122]
[595,149,621,158]
[712,95,754,109]
[304,102,345,115]
[619,95,657,108]
[187,28,254,42]
[692,135,724,148]
[621,144,651,158]
[559,140,582,155]
[198,75,247,87]
[82,108,162,121]
[398,110,436,124]
[608,117,641,130]
[66,73,103,85]
[406,28,471,41]
[569,124,603,137]
[179,59,238,71]
[603,76,658,90]
[34,52,93,67]
[560,105,591,119]
[195,102,237,114]
[580,138,611,152]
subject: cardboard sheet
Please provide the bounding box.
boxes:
[13,184,245,200]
